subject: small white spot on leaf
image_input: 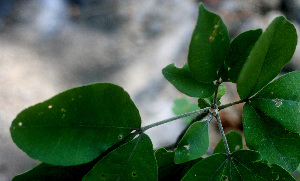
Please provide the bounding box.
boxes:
[214,24,219,29]
[48,105,52,109]
[273,98,282,107]
[228,67,231,71]
[184,144,190,150]
[235,145,240,151]
[18,122,23,126]
[118,135,123,140]
[271,92,274,95]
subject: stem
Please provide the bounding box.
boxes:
[218,98,248,110]
[215,114,231,156]
[212,82,220,108]
[141,107,210,132]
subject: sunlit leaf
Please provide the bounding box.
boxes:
[175,121,209,164]
[188,3,230,83]
[237,16,297,99]
[83,134,157,181]
[10,83,141,166]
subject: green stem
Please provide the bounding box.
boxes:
[218,98,248,110]
[141,107,210,132]
[215,114,231,156]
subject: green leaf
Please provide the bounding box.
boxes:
[188,3,230,83]
[162,63,215,98]
[10,83,141,166]
[82,134,157,181]
[172,98,199,125]
[237,16,297,99]
[243,103,300,172]
[182,150,296,180]
[223,29,262,82]
[175,121,209,164]
[181,153,228,181]
[250,71,300,132]
[12,161,96,181]
[198,84,226,108]
[213,130,243,154]
[155,148,202,181]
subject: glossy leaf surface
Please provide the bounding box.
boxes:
[250,71,300,132]
[172,98,199,125]
[224,29,262,82]
[213,130,243,154]
[188,3,230,83]
[10,83,141,166]
[237,16,297,99]
[162,63,215,97]
[175,121,209,164]
[155,148,202,181]
[243,103,300,172]
[182,150,295,180]
[83,134,157,181]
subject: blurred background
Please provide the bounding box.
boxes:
[0,0,299,180]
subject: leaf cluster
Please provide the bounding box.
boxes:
[10,3,299,181]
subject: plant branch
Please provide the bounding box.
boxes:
[218,98,248,110]
[141,107,210,132]
[215,113,231,156]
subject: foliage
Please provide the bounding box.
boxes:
[10,3,299,180]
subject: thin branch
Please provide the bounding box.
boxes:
[218,98,248,110]
[141,107,210,132]
[215,114,231,156]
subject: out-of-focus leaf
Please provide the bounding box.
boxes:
[172,98,199,125]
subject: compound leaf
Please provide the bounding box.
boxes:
[172,98,199,125]
[243,103,300,172]
[175,121,209,164]
[237,16,297,99]
[10,83,141,166]
[224,29,262,82]
[250,71,300,132]
[213,130,243,154]
[162,63,215,98]
[83,134,157,181]
[188,3,230,83]
[182,150,295,180]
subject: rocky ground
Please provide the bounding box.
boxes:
[0,0,299,180]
